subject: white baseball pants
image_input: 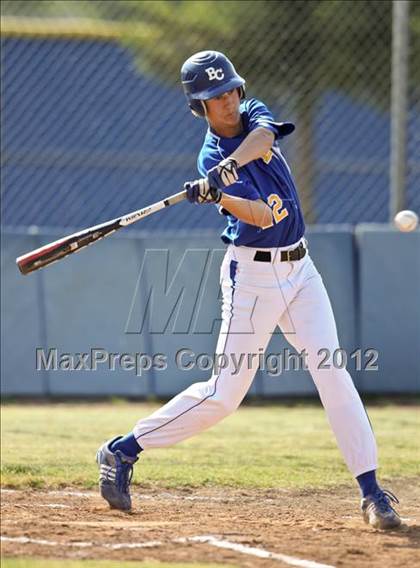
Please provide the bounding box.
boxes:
[133,241,378,477]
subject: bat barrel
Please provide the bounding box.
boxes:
[16,225,118,275]
[16,239,78,275]
[15,190,187,275]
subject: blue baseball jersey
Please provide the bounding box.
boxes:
[197,98,305,248]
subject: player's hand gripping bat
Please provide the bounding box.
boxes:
[16,190,187,275]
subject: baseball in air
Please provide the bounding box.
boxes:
[394,210,419,232]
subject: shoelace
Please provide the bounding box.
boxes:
[115,457,134,493]
[373,489,400,515]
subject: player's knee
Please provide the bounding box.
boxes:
[211,396,241,417]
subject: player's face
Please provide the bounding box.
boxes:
[205,89,242,136]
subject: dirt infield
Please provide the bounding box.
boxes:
[1,481,419,567]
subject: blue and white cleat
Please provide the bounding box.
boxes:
[96,436,138,511]
[361,488,401,530]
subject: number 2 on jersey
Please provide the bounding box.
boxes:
[267,194,289,224]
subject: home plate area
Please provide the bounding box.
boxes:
[1,483,419,567]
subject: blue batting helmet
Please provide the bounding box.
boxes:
[181,51,245,117]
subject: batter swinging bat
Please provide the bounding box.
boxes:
[16,190,187,275]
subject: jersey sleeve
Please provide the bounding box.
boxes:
[246,99,295,140]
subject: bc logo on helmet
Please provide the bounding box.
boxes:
[205,67,225,81]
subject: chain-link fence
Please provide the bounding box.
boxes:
[1,0,419,232]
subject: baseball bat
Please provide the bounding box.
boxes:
[16,190,187,275]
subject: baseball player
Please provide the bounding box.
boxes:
[96,51,400,530]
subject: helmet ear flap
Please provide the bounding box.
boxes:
[189,100,206,118]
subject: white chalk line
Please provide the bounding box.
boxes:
[39,504,71,509]
[0,536,163,550]
[1,534,335,567]
[178,536,336,568]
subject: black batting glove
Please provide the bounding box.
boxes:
[207,158,239,190]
